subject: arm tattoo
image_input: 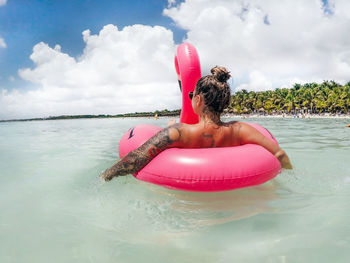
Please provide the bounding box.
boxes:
[101,124,182,181]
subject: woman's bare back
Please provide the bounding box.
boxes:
[176,121,242,149]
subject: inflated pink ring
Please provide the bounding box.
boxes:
[118,43,282,192]
[119,123,281,191]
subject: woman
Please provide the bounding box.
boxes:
[101,66,292,181]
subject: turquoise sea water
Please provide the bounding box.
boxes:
[1,117,350,263]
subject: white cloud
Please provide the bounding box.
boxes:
[1,24,181,119]
[2,0,350,119]
[0,0,7,7]
[0,37,6,48]
[8,76,15,82]
[164,0,350,89]
[237,71,272,92]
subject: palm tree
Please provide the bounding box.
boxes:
[229,81,350,115]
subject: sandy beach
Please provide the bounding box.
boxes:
[151,113,350,121]
[222,113,350,119]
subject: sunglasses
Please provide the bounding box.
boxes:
[188,91,194,100]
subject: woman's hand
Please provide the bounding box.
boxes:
[274,149,293,169]
[101,166,119,181]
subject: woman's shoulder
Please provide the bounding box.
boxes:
[166,123,196,145]
[221,120,244,130]
[154,123,198,148]
[227,121,256,135]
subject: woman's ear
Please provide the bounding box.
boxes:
[195,94,204,111]
[196,94,203,107]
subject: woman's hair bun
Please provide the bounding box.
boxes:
[211,66,231,83]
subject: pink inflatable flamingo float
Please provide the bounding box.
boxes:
[118,43,282,192]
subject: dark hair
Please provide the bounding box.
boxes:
[195,66,231,114]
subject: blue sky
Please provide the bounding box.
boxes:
[0,0,349,119]
[0,0,186,91]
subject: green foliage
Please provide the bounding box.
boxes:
[229,81,350,114]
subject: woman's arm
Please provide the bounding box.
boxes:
[101,124,183,181]
[239,123,293,169]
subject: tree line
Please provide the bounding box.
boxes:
[2,81,350,122]
[228,81,350,115]
[0,109,181,122]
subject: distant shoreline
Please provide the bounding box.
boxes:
[0,110,181,123]
[2,111,350,123]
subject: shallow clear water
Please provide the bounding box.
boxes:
[1,117,350,263]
